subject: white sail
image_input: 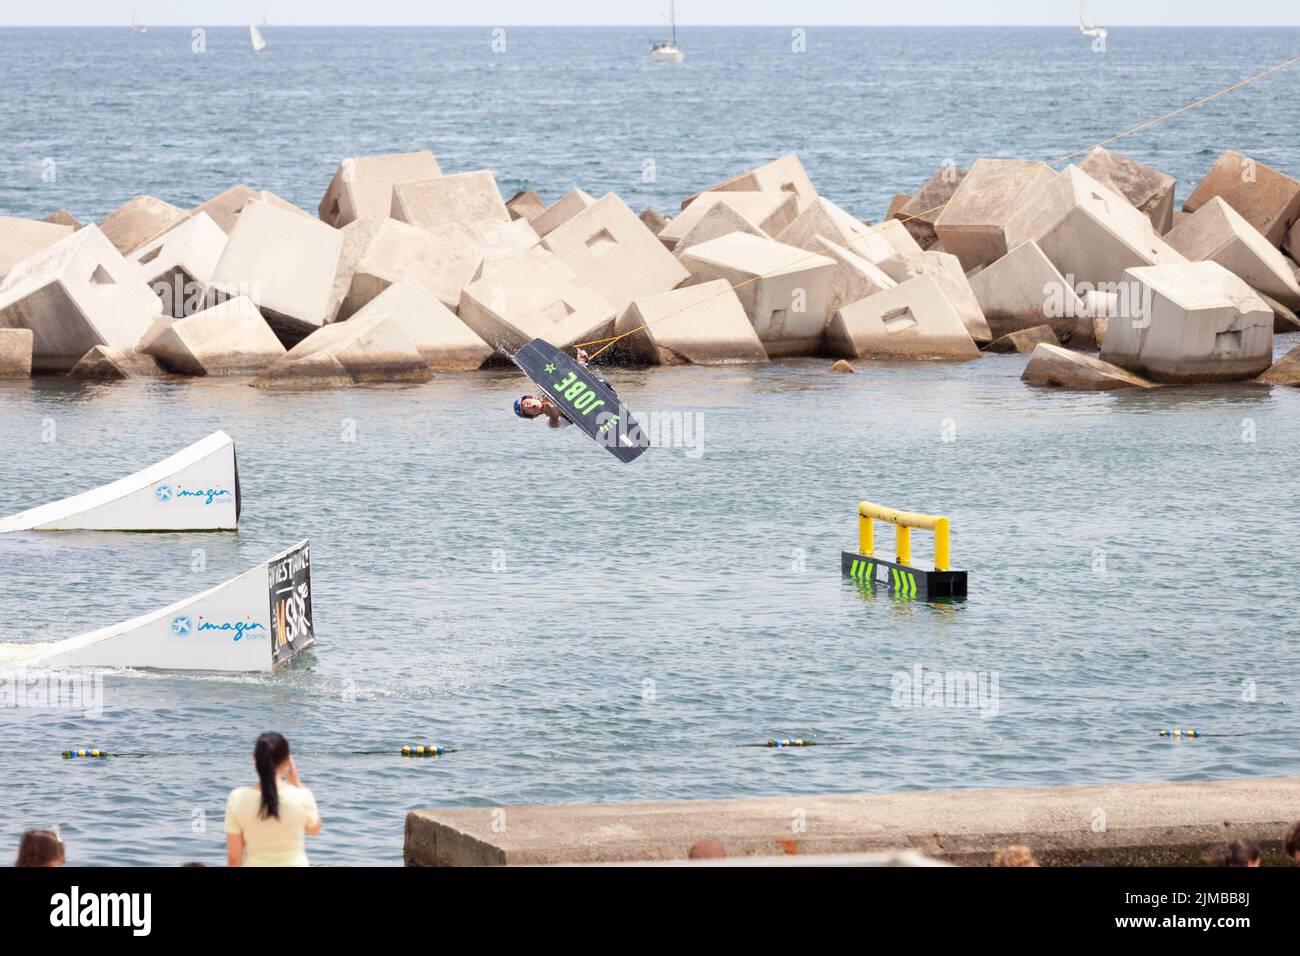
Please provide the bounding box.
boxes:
[0,431,239,533]
[250,24,267,53]
[1078,0,1108,39]
[132,3,148,32]
[3,540,315,672]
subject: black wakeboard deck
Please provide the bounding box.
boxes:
[513,338,651,463]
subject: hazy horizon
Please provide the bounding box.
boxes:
[4,1,1299,28]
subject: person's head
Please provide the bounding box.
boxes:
[15,829,65,867]
[688,839,727,860]
[253,732,291,820]
[1286,821,1300,864]
[1205,838,1261,867]
[514,395,545,419]
[993,845,1037,867]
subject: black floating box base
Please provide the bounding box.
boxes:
[841,551,968,598]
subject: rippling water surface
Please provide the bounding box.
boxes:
[1,27,1299,865]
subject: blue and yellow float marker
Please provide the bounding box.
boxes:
[1158,729,1201,738]
[841,501,968,599]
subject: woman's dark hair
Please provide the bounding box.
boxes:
[1205,838,1261,867]
[254,732,290,820]
[15,829,64,867]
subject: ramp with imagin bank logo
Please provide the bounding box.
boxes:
[514,338,651,463]
[13,540,314,672]
[0,431,240,532]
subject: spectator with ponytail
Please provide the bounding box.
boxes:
[225,732,322,867]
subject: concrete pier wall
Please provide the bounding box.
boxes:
[404,777,1300,866]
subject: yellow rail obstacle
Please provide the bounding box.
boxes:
[841,501,968,599]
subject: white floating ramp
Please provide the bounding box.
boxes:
[0,431,240,532]
[7,540,315,672]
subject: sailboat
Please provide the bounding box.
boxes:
[1078,0,1108,40]
[650,1,684,63]
[250,23,268,54]
[132,3,148,33]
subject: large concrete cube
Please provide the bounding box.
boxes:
[191,184,259,234]
[810,234,896,318]
[251,308,432,389]
[506,189,546,222]
[659,191,797,250]
[1005,165,1185,287]
[457,247,615,354]
[933,158,1056,271]
[0,328,33,378]
[131,212,228,318]
[671,201,766,254]
[323,217,383,324]
[0,226,161,372]
[677,233,834,357]
[341,218,461,319]
[968,240,1083,338]
[775,197,874,254]
[876,250,992,343]
[530,188,596,238]
[207,200,344,344]
[1184,150,1300,248]
[614,280,768,365]
[1164,197,1300,310]
[1021,343,1156,390]
[1,216,73,279]
[68,346,166,380]
[98,195,189,256]
[390,170,508,231]
[1079,146,1177,235]
[683,154,818,214]
[826,276,979,361]
[142,295,284,376]
[347,281,492,371]
[319,151,442,227]
[897,164,967,248]
[541,193,688,315]
[1100,261,1273,383]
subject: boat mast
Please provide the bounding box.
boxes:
[670,1,677,45]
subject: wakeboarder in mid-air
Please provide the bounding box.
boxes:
[514,348,616,429]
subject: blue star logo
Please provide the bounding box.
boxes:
[171,615,194,637]
[155,485,173,503]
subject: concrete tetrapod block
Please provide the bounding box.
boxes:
[0,328,34,377]
[876,250,992,344]
[207,200,344,345]
[897,164,967,249]
[97,195,189,256]
[659,191,797,251]
[0,225,161,372]
[142,295,285,376]
[810,234,897,319]
[1100,261,1273,384]
[1005,165,1185,288]
[505,189,546,222]
[1079,146,1177,235]
[1022,342,1156,390]
[1164,197,1300,310]
[678,232,834,357]
[541,193,689,315]
[775,196,874,255]
[826,275,980,361]
[319,151,442,227]
[1257,345,1300,385]
[251,307,433,389]
[130,212,228,318]
[457,246,615,354]
[682,154,818,214]
[348,280,492,371]
[530,188,596,238]
[391,170,509,232]
[969,240,1083,339]
[986,324,1058,353]
[614,279,768,365]
[1,216,74,279]
[933,158,1056,271]
[1184,149,1300,248]
[68,346,167,380]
